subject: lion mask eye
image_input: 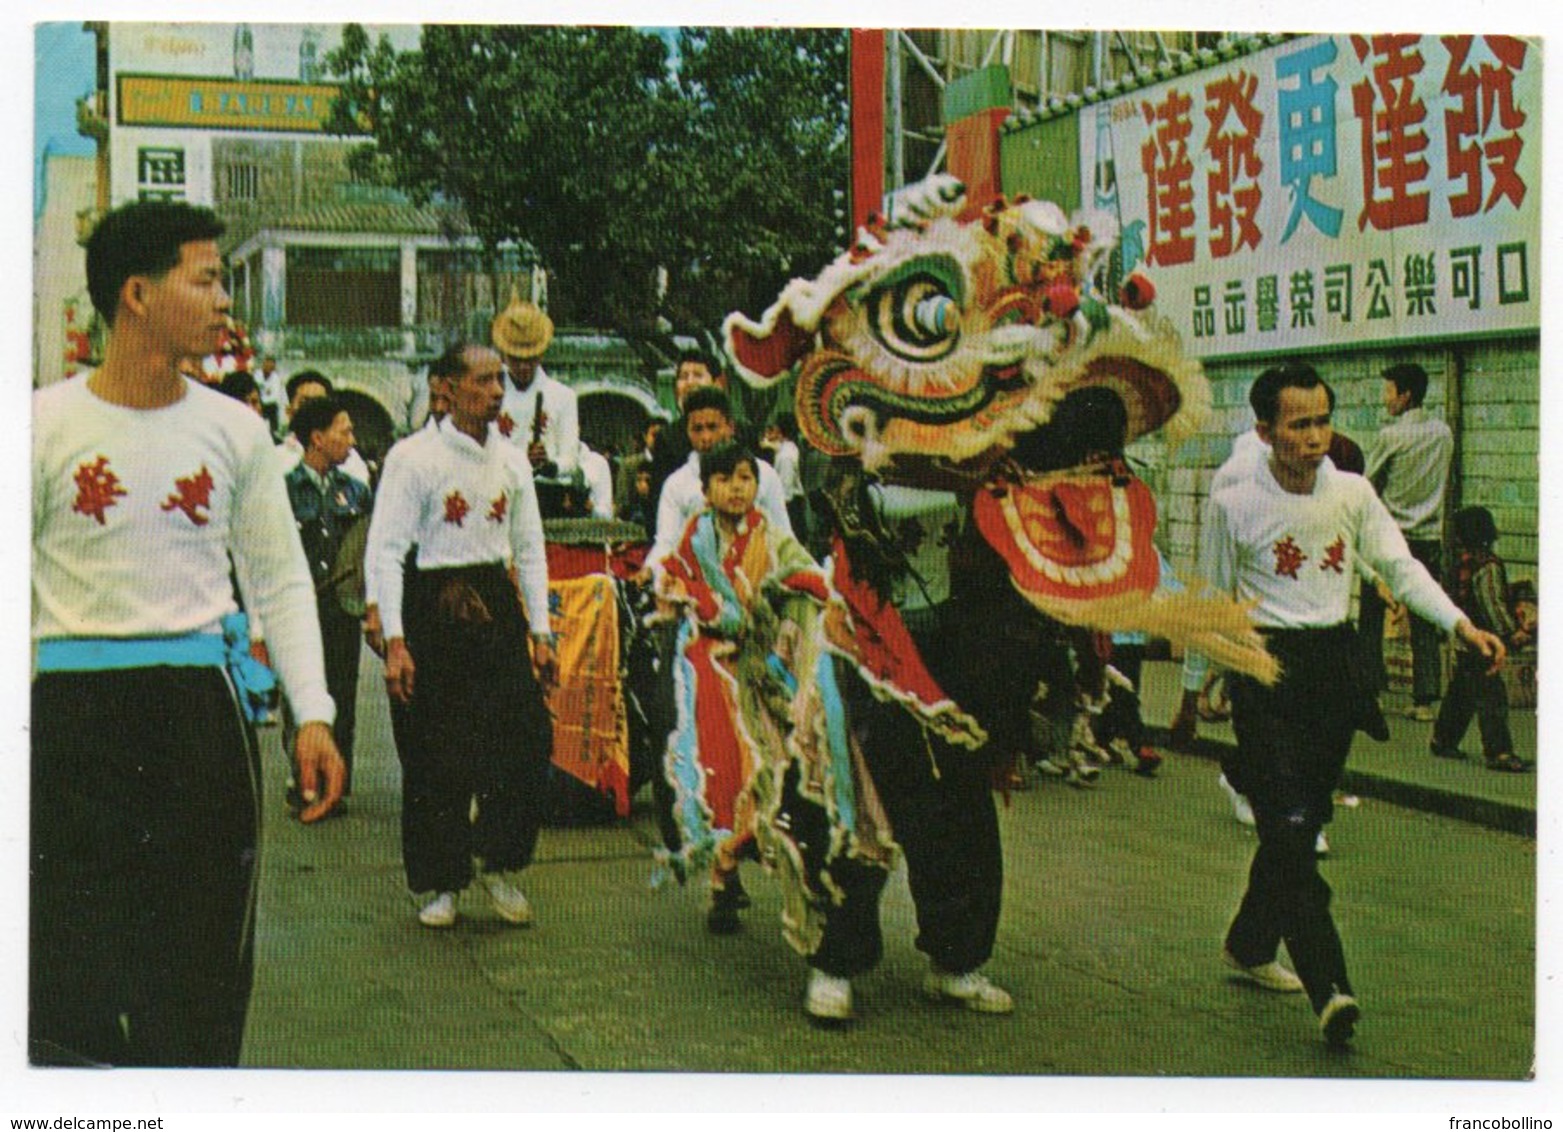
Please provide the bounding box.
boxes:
[866,258,964,364]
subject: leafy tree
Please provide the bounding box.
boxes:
[661,28,850,329]
[325,24,849,372]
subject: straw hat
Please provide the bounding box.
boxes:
[490,288,554,359]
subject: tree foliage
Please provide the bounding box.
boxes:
[326,24,849,362]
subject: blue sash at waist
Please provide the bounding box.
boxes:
[36,634,225,671]
[36,613,278,723]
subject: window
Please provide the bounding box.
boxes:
[299,29,322,82]
[225,163,260,203]
[416,248,536,329]
[286,246,401,328]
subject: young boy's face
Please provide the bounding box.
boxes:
[705,461,759,521]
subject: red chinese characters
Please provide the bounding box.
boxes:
[487,494,508,524]
[1139,88,1197,267]
[1319,535,1347,574]
[1273,534,1309,579]
[1204,70,1265,259]
[444,490,470,527]
[1442,35,1528,217]
[72,456,127,525]
[160,465,215,526]
[1350,35,1431,232]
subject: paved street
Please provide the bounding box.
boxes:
[237,647,1535,1085]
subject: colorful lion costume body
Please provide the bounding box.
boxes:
[691,176,1276,957]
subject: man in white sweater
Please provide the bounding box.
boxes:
[1201,362,1502,1049]
[365,341,557,930]
[31,201,344,1066]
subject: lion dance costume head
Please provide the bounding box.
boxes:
[724,175,1277,682]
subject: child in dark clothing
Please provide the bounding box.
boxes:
[1431,506,1531,773]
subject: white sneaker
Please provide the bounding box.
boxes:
[1065,763,1100,788]
[1219,773,1256,827]
[1221,948,1304,993]
[922,967,1014,1014]
[1315,831,1330,856]
[481,872,533,925]
[418,891,458,928]
[804,969,853,1022]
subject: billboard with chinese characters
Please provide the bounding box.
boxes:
[1077,34,1540,358]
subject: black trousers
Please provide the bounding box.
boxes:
[644,618,684,854]
[786,496,809,549]
[31,666,260,1067]
[1224,626,1360,1014]
[284,602,364,794]
[810,610,1003,979]
[1433,649,1514,758]
[320,604,363,786]
[398,564,552,895]
[385,551,419,781]
[1097,643,1149,751]
[1358,538,1444,704]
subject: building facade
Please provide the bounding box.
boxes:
[67,21,670,461]
[33,153,97,388]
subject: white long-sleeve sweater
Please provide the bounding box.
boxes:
[33,376,334,724]
[1199,459,1461,633]
[365,416,551,641]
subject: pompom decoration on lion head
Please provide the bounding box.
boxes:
[724,174,1278,684]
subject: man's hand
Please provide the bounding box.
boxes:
[532,636,558,692]
[249,639,272,669]
[362,604,385,658]
[294,721,347,823]
[526,441,549,469]
[1455,618,1507,675]
[1169,689,1199,751]
[384,637,416,703]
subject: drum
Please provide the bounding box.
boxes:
[533,470,590,520]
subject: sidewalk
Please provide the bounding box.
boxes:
[1139,660,1537,837]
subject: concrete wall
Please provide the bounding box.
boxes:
[1458,339,1541,579]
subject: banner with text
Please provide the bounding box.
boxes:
[1077,34,1540,358]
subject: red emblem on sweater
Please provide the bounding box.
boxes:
[71,456,127,525]
[1319,535,1347,574]
[1273,534,1308,579]
[498,412,516,438]
[444,490,470,526]
[488,494,508,523]
[160,465,214,526]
